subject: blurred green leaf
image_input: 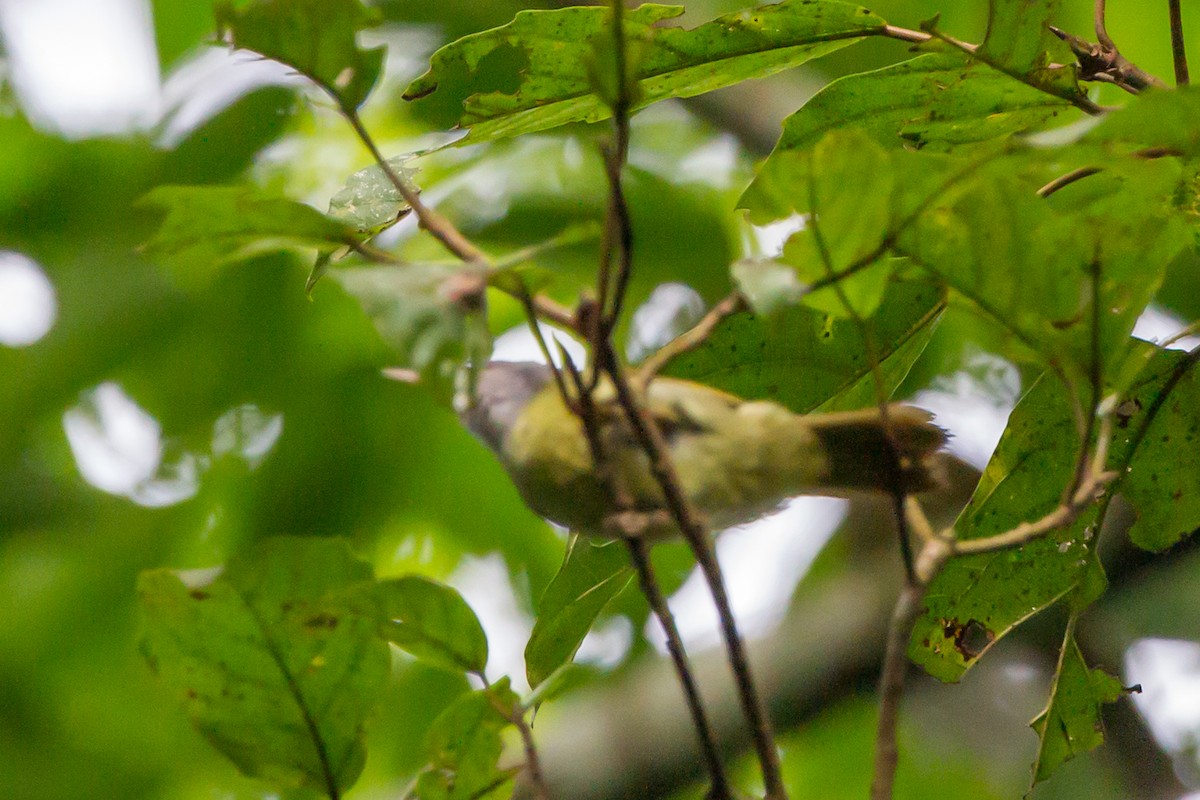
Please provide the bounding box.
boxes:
[138,537,390,794]
[416,681,518,800]
[330,264,493,402]
[779,130,894,317]
[380,575,489,674]
[215,0,384,111]
[1030,628,1125,785]
[665,279,945,413]
[327,156,418,233]
[403,1,886,145]
[525,536,633,689]
[979,0,1064,73]
[1087,85,1200,154]
[139,185,355,285]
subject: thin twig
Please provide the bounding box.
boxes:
[1170,0,1190,85]
[602,356,787,800]
[558,347,733,799]
[1037,166,1104,198]
[1049,2,1167,95]
[1095,0,1115,48]
[478,671,551,800]
[624,535,733,800]
[923,23,1107,113]
[635,292,746,386]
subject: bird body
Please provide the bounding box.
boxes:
[461,361,945,539]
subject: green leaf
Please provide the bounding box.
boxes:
[403,1,886,145]
[139,185,355,285]
[379,576,489,674]
[1030,629,1124,784]
[1111,348,1200,552]
[664,278,945,413]
[741,52,1072,218]
[215,0,384,111]
[779,130,894,317]
[327,156,418,233]
[1087,85,1200,155]
[330,264,493,402]
[416,682,518,800]
[525,536,633,689]
[979,0,1064,73]
[138,537,390,794]
[909,373,1097,681]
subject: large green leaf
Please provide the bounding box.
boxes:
[1030,627,1125,785]
[911,346,1200,681]
[909,373,1098,682]
[380,576,489,675]
[416,682,518,800]
[741,51,1073,218]
[139,185,356,285]
[778,130,895,317]
[525,536,633,689]
[138,537,390,794]
[664,278,945,413]
[215,0,384,111]
[403,1,886,145]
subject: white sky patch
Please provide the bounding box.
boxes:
[491,322,587,368]
[0,0,160,138]
[63,382,199,507]
[0,251,56,347]
[911,352,1021,471]
[212,404,284,469]
[576,615,633,671]
[748,213,806,258]
[650,497,847,652]
[1125,638,1200,758]
[1134,305,1200,352]
[626,283,706,364]
[674,134,740,187]
[157,47,304,148]
[449,555,533,692]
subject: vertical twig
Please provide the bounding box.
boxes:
[557,351,734,799]
[625,536,734,800]
[1169,0,1190,85]
[591,3,785,797]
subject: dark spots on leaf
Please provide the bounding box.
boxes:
[942,618,994,661]
[767,384,779,395]
[186,688,198,700]
[189,590,210,601]
[1173,489,1184,501]
[304,613,339,630]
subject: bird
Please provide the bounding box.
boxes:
[458,360,947,540]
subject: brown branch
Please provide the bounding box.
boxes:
[1049,4,1167,95]
[1170,0,1190,85]
[1037,166,1104,198]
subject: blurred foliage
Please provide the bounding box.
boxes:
[4,1,1200,800]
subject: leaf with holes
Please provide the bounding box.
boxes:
[138,537,390,795]
[403,1,886,145]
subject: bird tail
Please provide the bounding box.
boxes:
[807,406,948,493]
